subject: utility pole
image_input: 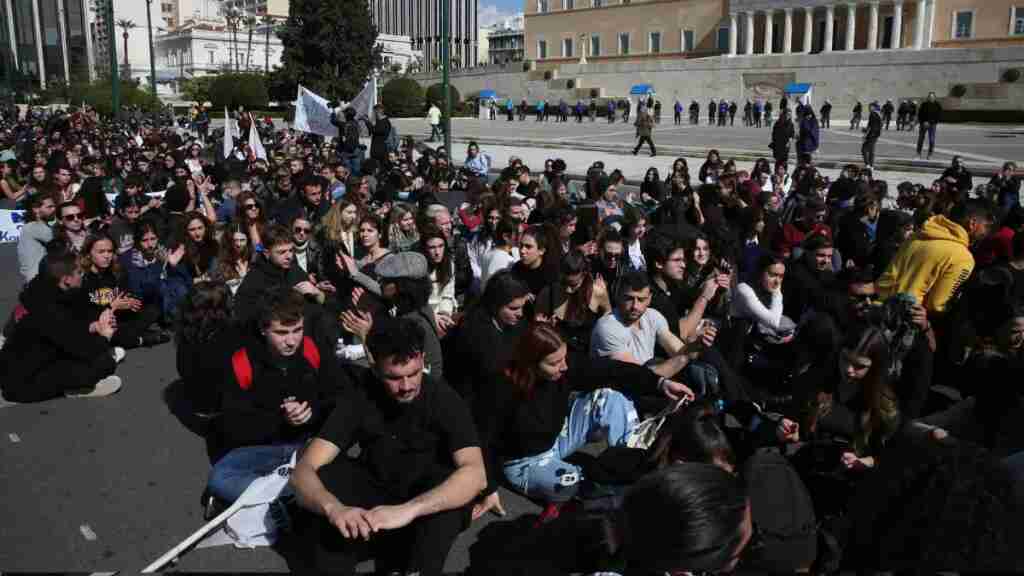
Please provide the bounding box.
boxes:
[106,0,120,119]
[441,0,451,156]
[145,0,158,125]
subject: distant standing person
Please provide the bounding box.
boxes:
[882,100,894,130]
[797,109,821,160]
[708,99,717,125]
[363,104,392,164]
[770,111,795,167]
[820,100,832,129]
[764,101,773,127]
[623,99,632,123]
[850,101,863,131]
[426,103,442,142]
[728,101,737,126]
[862,102,882,168]
[654,100,662,124]
[673,100,683,125]
[917,92,942,160]
[607,100,617,123]
[633,108,657,157]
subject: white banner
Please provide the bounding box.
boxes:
[105,190,168,209]
[293,85,339,138]
[0,209,26,244]
[223,107,234,159]
[249,118,267,161]
[344,77,377,122]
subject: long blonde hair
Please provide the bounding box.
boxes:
[386,202,419,248]
[320,198,361,245]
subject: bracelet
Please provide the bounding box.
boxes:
[657,376,668,392]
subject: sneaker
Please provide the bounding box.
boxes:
[66,375,122,398]
[112,347,126,363]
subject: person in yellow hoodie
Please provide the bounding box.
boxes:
[877,200,994,315]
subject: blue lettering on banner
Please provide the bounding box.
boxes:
[0,209,25,244]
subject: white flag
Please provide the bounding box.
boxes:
[222,107,233,159]
[293,85,339,137]
[248,115,267,161]
[344,77,376,121]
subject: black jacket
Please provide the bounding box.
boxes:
[782,257,839,321]
[865,110,882,140]
[272,195,329,227]
[917,100,942,124]
[0,274,114,391]
[475,355,659,493]
[217,334,345,455]
[836,212,877,270]
[233,257,310,327]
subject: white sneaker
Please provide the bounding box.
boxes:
[66,375,123,398]
[112,347,126,364]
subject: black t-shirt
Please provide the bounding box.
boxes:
[318,370,480,498]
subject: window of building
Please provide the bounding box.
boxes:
[537,39,547,58]
[208,50,215,64]
[538,0,548,13]
[717,26,729,51]
[682,29,694,51]
[563,0,573,9]
[882,15,894,48]
[649,31,661,53]
[593,0,603,6]
[563,37,573,57]
[1013,6,1024,35]
[591,33,601,56]
[619,32,630,54]
[953,10,974,39]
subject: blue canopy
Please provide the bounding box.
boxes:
[784,83,812,95]
[478,89,497,99]
[630,84,655,95]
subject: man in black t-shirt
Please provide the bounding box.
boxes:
[291,317,487,575]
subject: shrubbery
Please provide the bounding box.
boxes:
[381,77,425,117]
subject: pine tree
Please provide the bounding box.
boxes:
[274,0,382,101]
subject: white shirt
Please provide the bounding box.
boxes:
[427,106,441,126]
[480,247,519,291]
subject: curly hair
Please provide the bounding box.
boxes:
[176,281,232,346]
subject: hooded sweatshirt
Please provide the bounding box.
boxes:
[877,215,974,314]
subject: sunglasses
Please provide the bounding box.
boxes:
[293,226,311,234]
[63,213,83,221]
[244,203,259,210]
[850,293,877,303]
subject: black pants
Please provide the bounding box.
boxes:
[302,458,470,576]
[862,138,878,167]
[3,353,115,402]
[112,303,162,349]
[822,114,831,128]
[633,136,655,155]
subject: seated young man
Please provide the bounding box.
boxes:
[207,291,344,512]
[590,271,705,380]
[290,316,487,576]
[1,249,122,402]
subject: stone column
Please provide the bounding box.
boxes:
[783,8,793,54]
[845,3,856,51]
[729,12,738,56]
[824,5,835,52]
[914,0,926,49]
[803,8,814,52]
[892,1,903,48]
[925,0,935,48]
[30,0,46,88]
[867,1,879,49]
[5,0,19,73]
[764,10,774,54]
[745,11,755,55]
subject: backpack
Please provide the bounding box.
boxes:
[231,336,321,390]
[384,119,399,152]
[743,448,819,572]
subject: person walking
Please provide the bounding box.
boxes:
[820,100,832,129]
[589,99,597,122]
[673,100,683,125]
[718,101,729,127]
[917,92,942,160]
[654,100,662,124]
[506,98,515,121]
[708,99,717,125]
[607,99,617,123]
[771,110,795,167]
[623,99,632,123]
[743,101,753,127]
[426,103,442,142]
[896,100,908,131]
[633,108,657,157]
[689,100,699,124]
[862,102,882,169]
[728,101,738,126]
[519,98,528,121]
[764,101,773,127]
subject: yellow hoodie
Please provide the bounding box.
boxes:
[877,215,975,314]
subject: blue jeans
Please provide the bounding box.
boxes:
[917,122,937,156]
[503,388,638,503]
[340,151,364,177]
[207,442,303,504]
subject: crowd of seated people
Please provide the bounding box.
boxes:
[2,101,1023,574]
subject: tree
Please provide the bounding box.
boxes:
[275,0,382,101]
[380,77,424,117]
[261,15,275,73]
[426,83,461,108]
[179,75,215,104]
[224,8,242,73]
[208,73,269,110]
[245,15,258,71]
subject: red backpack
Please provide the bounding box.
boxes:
[231,336,321,391]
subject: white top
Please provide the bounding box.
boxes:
[732,282,784,333]
[480,247,519,291]
[428,265,457,316]
[589,308,669,364]
[427,105,441,125]
[627,238,645,272]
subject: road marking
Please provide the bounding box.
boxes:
[8,433,20,443]
[824,127,1006,165]
[80,524,98,541]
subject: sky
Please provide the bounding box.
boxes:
[478,0,522,27]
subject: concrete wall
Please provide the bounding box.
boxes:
[409,46,1024,111]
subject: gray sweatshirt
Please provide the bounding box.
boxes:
[17,221,53,285]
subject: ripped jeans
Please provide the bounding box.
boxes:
[502,388,638,503]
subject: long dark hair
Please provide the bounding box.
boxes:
[561,250,595,324]
[505,322,564,400]
[216,222,253,281]
[418,226,453,289]
[183,211,217,275]
[176,281,232,345]
[521,223,560,284]
[842,324,891,451]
